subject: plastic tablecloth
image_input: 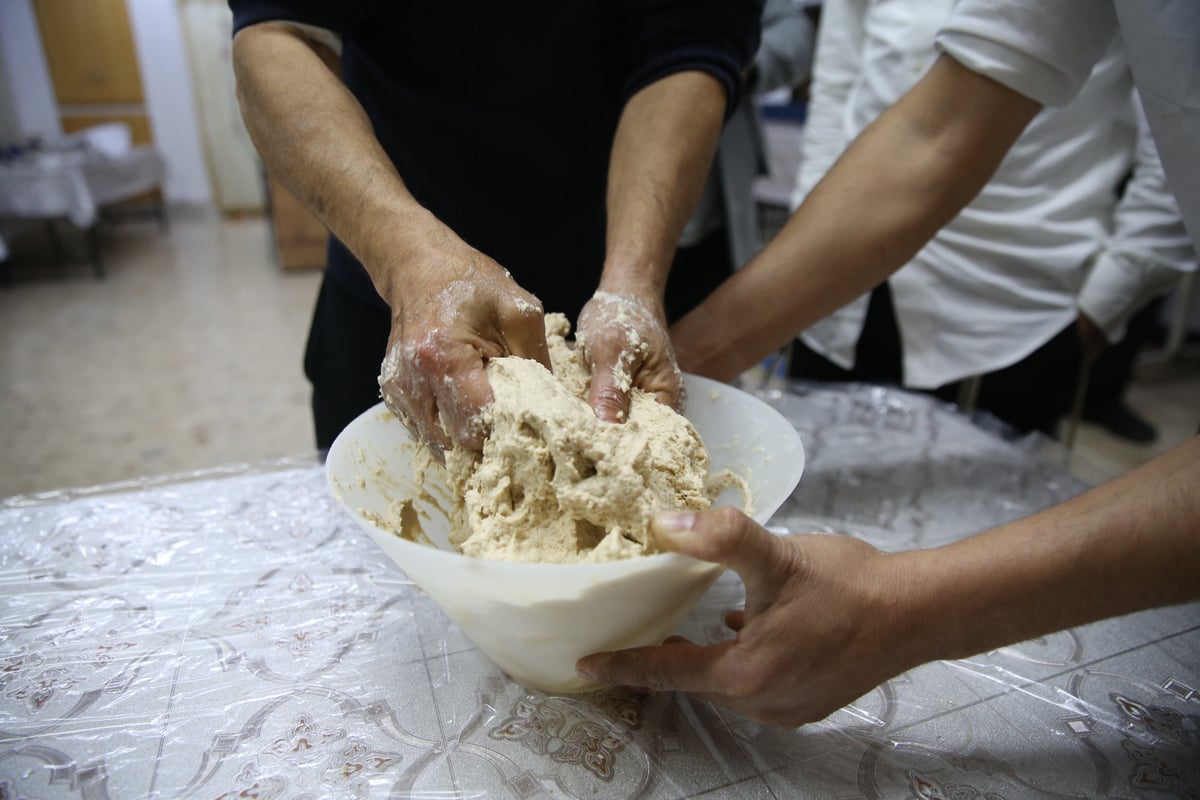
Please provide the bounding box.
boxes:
[2,383,1197,799]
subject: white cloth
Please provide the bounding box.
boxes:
[793,0,1196,388]
[942,0,1200,250]
[0,146,165,230]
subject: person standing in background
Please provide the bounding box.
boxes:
[577,0,1200,725]
[785,0,1196,437]
[228,1,763,455]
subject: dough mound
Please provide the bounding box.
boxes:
[442,313,713,564]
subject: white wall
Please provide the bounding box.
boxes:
[127,0,213,207]
[0,0,61,143]
[0,48,20,144]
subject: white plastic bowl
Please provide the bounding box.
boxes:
[326,373,804,693]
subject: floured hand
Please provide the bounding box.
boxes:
[376,245,549,459]
[576,291,683,424]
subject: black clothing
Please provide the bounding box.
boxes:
[232,0,762,447]
[789,283,1086,437]
[305,230,737,451]
[303,272,390,450]
[231,0,761,320]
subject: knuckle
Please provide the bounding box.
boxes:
[735,665,774,702]
[707,507,752,550]
[639,663,675,693]
[408,339,445,372]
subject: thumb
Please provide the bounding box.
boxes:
[651,507,792,597]
[588,366,632,423]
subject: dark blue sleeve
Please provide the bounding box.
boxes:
[621,0,764,117]
[228,0,379,36]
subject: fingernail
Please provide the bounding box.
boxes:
[655,511,696,532]
[575,665,596,681]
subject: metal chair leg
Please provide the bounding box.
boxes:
[1062,361,1092,452]
[86,224,105,279]
[956,374,982,412]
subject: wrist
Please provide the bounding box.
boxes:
[860,549,955,673]
[598,251,670,302]
[670,305,745,382]
[358,207,452,308]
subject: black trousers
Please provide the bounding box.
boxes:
[788,283,1086,437]
[304,229,735,451]
[303,277,392,451]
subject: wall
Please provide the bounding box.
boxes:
[126,0,212,207]
[179,0,266,212]
[0,0,61,143]
[0,48,20,144]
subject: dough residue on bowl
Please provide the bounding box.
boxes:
[391,313,748,564]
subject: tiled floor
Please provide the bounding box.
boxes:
[0,215,322,498]
[0,215,1196,498]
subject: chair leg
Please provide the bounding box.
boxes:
[46,220,64,261]
[86,224,105,279]
[956,374,982,412]
[1062,361,1092,452]
[155,193,170,233]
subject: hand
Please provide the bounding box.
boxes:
[575,508,922,726]
[377,236,549,459]
[1075,312,1108,362]
[575,291,683,423]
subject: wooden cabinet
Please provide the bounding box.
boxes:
[34,0,145,105]
[267,177,328,271]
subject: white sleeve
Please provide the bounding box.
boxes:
[935,0,1117,107]
[754,0,816,95]
[790,0,866,210]
[1078,96,1199,342]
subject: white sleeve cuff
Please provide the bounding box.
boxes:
[1078,251,1183,343]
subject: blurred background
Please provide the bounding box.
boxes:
[0,0,1196,498]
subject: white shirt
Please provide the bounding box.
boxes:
[793,0,1196,389]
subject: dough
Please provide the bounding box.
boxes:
[418,313,739,564]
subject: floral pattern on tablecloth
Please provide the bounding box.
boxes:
[1,385,1197,798]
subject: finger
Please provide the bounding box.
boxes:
[650,507,794,596]
[435,359,494,451]
[408,391,452,458]
[645,366,685,413]
[576,638,734,695]
[379,372,451,458]
[588,366,632,424]
[498,295,552,370]
[724,610,745,631]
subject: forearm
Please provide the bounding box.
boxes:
[672,55,1041,380]
[232,23,439,303]
[896,436,1200,666]
[600,71,727,299]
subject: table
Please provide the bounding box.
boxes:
[0,146,166,276]
[1,384,1197,798]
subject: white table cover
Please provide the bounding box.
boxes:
[1,383,1196,798]
[0,147,165,262]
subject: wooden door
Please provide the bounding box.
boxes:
[34,0,145,105]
